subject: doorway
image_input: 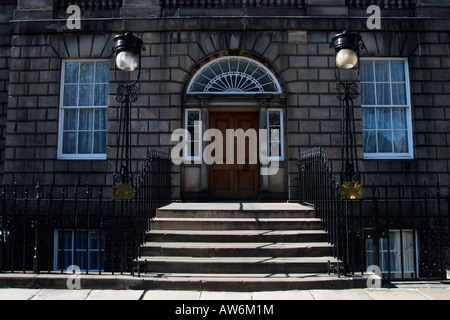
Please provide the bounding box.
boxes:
[209,112,260,200]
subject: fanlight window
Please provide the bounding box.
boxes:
[187,57,282,94]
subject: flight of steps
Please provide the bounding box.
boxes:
[136,202,364,291]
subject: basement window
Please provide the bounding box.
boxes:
[366,229,418,279]
[54,229,105,272]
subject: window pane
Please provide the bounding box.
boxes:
[363,108,376,129]
[79,109,93,130]
[80,62,95,83]
[94,109,107,130]
[402,231,414,251]
[94,84,109,106]
[393,130,408,153]
[363,131,377,153]
[95,62,110,83]
[360,60,374,82]
[378,131,393,153]
[392,108,407,130]
[89,252,100,270]
[392,83,407,105]
[94,132,106,154]
[375,60,390,82]
[75,231,87,249]
[63,252,72,270]
[270,128,281,142]
[187,111,200,126]
[89,232,100,250]
[58,230,73,250]
[64,109,78,131]
[64,62,79,84]
[75,252,86,270]
[391,60,405,82]
[269,111,281,126]
[79,84,94,106]
[63,85,78,107]
[63,132,77,154]
[376,83,392,105]
[78,132,93,154]
[361,83,375,105]
[389,231,399,250]
[376,108,392,130]
[191,141,200,158]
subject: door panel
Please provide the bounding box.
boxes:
[209,112,259,200]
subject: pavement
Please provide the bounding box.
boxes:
[0,280,449,300]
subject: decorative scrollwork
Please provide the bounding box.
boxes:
[128,85,139,103]
[116,84,139,104]
[336,81,359,101]
[113,164,134,185]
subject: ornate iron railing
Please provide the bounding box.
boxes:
[298,148,450,280]
[55,0,123,10]
[346,0,416,9]
[0,149,171,275]
[161,0,306,9]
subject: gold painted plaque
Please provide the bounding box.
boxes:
[113,184,133,200]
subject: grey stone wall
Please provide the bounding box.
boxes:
[0,2,15,183]
[3,10,450,200]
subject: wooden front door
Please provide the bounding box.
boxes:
[209,112,259,200]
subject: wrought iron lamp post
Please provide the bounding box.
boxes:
[330,31,364,200]
[112,32,145,199]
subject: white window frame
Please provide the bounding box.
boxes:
[186,56,283,95]
[58,59,110,160]
[53,229,105,272]
[184,109,202,163]
[267,109,285,162]
[366,229,419,279]
[360,57,414,160]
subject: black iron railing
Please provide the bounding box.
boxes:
[0,149,171,275]
[55,0,123,11]
[160,0,306,9]
[346,0,416,9]
[298,148,450,280]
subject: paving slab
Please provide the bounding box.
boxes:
[365,288,428,300]
[0,288,41,300]
[416,288,450,300]
[143,290,202,300]
[309,289,373,300]
[31,289,91,300]
[87,290,145,300]
[252,290,314,300]
[199,291,253,300]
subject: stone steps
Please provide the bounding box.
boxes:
[150,218,323,230]
[156,202,316,219]
[145,229,329,243]
[139,256,339,274]
[140,242,334,257]
[134,202,360,291]
[140,273,365,291]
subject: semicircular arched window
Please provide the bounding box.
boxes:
[187,56,283,95]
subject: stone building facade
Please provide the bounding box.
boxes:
[1,0,449,202]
